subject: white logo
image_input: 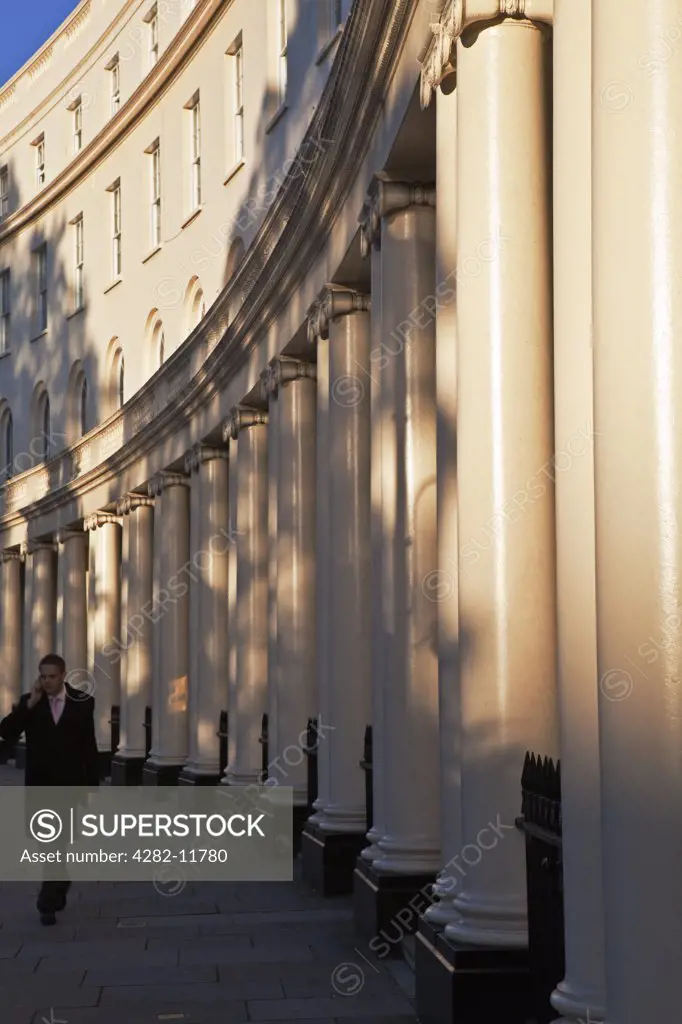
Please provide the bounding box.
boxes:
[30,809,63,843]
[40,1009,67,1024]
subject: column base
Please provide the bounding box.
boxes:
[415,917,532,1024]
[352,854,435,953]
[301,820,368,895]
[142,762,184,786]
[178,768,222,786]
[110,755,146,786]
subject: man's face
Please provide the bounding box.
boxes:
[39,664,65,696]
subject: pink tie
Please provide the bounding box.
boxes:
[50,695,64,724]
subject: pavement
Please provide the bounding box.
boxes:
[0,763,418,1024]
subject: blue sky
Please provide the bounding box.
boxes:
[1,1,80,86]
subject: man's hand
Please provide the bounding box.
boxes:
[27,677,44,709]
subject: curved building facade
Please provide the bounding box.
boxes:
[0,2,679,1023]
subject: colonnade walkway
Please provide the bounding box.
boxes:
[0,765,416,1023]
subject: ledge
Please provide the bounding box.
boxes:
[265,102,288,135]
[66,304,85,320]
[142,245,162,264]
[316,25,344,66]
[223,159,245,187]
[181,206,203,230]
[30,329,47,343]
[103,277,122,295]
[0,349,11,360]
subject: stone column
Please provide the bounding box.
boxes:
[264,356,317,841]
[550,0,605,1021]
[0,550,23,718]
[22,540,56,681]
[303,287,372,894]
[593,2,682,1021]
[143,470,191,785]
[56,529,88,690]
[442,12,557,957]
[84,512,122,773]
[264,367,280,772]
[226,435,239,778]
[180,444,230,785]
[224,406,269,787]
[111,493,155,786]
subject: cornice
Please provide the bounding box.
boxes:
[184,443,228,473]
[419,0,553,108]
[116,492,155,516]
[225,406,269,441]
[307,287,371,344]
[84,511,122,531]
[0,0,224,243]
[0,0,422,531]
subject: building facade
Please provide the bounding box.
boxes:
[0,1,679,1023]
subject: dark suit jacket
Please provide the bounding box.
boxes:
[0,684,100,786]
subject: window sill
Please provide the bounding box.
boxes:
[181,206,203,230]
[30,329,47,342]
[142,245,162,264]
[67,305,85,320]
[104,277,123,295]
[265,102,288,135]
[315,24,344,65]
[0,349,11,360]
[223,159,245,187]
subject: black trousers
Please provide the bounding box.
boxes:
[36,878,71,913]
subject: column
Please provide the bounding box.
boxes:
[363,175,441,880]
[0,550,23,718]
[551,0,605,1021]
[264,356,316,833]
[593,2,682,1021]
[264,367,280,770]
[22,540,56,681]
[445,12,557,952]
[112,493,155,785]
[224,406,269,786]
[226,435,239,779]
[143,470,191,785]
[56,529,88,689]
[304,287,372,892]
[180,444,230,785]
[84,512,122,769]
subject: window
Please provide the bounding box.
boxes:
[111,182,122,278]
[35,245,47,333]
[1,409,12,480]
[277,0,288,105]
[0,270,9,353]
[332,0,342,26]
[151,143,161,247]
[73,100,82,153]
[110,57,120,115]
[149,6,159,67]
[35,136,45,187]
[189,98,201,209]
[0,166,8,218]
[74,215,84,311]
[233,43,244,164]
[80,376,88,435]
[118,355,125,409]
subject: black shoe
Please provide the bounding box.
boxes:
[39,911,56,926]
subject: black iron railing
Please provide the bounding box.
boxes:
[109,705,120,756]
[304,716,319,812]
[259,712,268,783]
[360,723,373,834]
[144,705,152,759]
[517,751,564,1024]
[217,709,229,778]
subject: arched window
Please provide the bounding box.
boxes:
[183,277,206,337]
[158,328,165,367]
[80,375,88,435]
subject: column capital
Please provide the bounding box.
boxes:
[184,443,229,474]
[224,405,269,441]
[55,528,85,546]
[21,539,56,556]
[116,492,155,516]
[84,511,122,532]
[419,0,553,109]
[0,548,22,563]
[360,174,436,256]
[307,288,371,344]
[263,357,317,398]
[148,470,190,497]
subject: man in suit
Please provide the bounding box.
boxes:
[0,653,100,925]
